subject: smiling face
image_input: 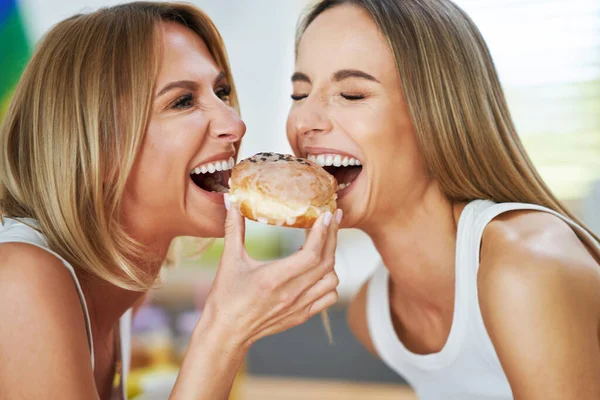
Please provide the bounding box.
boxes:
[122,21,245,243]
[286,5,429,230]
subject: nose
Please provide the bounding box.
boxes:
[287,100,333,139]
[208,103,246,143]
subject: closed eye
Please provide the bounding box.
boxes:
[341,93,365,101]
[291,93,308,101]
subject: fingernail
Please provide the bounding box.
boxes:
[335,209,343,224]
[224,193,231,211]
[322,211,333,227]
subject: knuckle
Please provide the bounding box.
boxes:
[304,249,321,266]
[332,290,339,302]
[330,274,340,287]
[279,291,292,306]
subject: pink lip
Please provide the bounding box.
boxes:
[303,146,362,161]
[190,150,236,172]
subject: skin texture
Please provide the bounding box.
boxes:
[287,5,600,399]
[0,21,341,400]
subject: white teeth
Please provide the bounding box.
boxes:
[306,153,362,168]
[337,182,350,191]
[333,154,342,167]
[191,157,236,175]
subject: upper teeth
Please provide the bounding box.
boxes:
[191,157,235,174]
[307,154,361,167]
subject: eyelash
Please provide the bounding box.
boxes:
[290,92,366,101]
[170,85,232,110]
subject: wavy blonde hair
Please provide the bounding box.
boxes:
[298,0,600,243]
[0,2,240,290]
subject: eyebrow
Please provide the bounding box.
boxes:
[291,72,311,84]
[333,69,380,83]
[156,71,228,98]
[291,69,380,84]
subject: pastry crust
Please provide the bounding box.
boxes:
[228,152,337,228]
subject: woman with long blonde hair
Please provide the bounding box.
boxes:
[0,2,341,399]
[287,0,600,398]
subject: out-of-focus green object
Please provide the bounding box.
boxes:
[0,0,31,122]
[178,231,285,268]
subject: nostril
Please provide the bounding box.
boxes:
[217,133,237,140]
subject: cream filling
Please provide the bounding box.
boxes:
[228,189,331,226]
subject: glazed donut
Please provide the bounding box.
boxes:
[228,152,337,228]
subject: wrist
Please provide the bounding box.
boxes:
[192,304,251,355]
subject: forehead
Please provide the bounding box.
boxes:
[296,5,395,78]
[156,21,220,81]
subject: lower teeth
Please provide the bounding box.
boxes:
[204,176,229,193]
[337,182,350,191]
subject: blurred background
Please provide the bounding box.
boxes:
[1,0,599,399]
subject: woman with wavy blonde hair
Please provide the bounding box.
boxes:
[0,2,341,399]
[286,0,600,398]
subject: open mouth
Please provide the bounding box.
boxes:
[190,157,234,193]
[307,153,363,192]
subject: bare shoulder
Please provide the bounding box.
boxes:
[476,209,600,397]
[0,242,97,397]
[479,209,600,309]
[347,281,378,357]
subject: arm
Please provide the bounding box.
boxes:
[479,215,600,400]
[0,243,99,399]
[170,203,341,399]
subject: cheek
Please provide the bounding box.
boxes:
[285,111,300,151]
[133,119,205,194]
[332,105,384,146]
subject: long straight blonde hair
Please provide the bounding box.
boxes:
[0,2,240,290]
[298,0,600,243]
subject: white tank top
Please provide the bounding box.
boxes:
[0,217,131,399]
[367,200,600,400]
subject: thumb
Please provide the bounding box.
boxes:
[223,193,246,254]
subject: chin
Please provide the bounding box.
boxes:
[180,208,227,238]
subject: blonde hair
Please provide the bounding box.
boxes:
[0,2,240,290]
[298,0,600,243]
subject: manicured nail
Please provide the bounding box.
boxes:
[224,193,231,211]
[322,211,333,227]
[335,209,343,224]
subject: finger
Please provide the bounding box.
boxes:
[264,271,338,327]
[223,193,246,255]
[322,209,342,259]
[274,211,332,278]
[253,289,339,342]
[308,290,339,316]
[291,271,339,311]
[275,210,340,292]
